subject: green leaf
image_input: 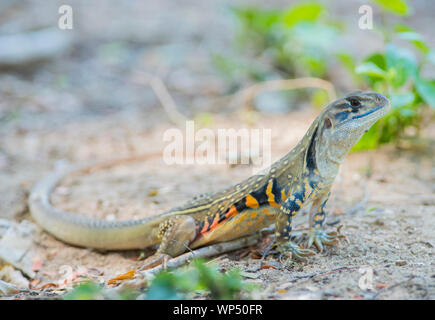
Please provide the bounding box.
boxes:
[385,43,418,87]
[336,52,356,74]
[232,6,280,32]
[427,51,435,66]
[415,77,435,108]
[64,282,104,300]
[364,53,387,70]
[396,31,430,54]
[355,62,387,78]
[390,92,415,108]
[394,24,413,33]
[372,0,410,16]
[282,2,325,27]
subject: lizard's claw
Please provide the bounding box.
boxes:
[307,226,347,252]
[139,253,171,271]
[278,242,316,263]
[307,230,338,252]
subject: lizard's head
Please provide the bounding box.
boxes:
[314,91,389,170]
[320,90,389,145]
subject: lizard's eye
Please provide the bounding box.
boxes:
[348,98,361,108]
[324,117,332,129]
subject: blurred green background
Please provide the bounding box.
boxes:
[0,0,433,150]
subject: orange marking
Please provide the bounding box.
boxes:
[225,205,238,219]
[266,180,280,208]
[262,208,275,220]
[209,213,220,230]
[108,270,135,285]
[200,217,210,234]
[201,204,242,236]
[250,211,258,219]
[281,189,287,201]
[245,195,259,209]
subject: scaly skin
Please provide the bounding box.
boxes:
[29,91,389,268]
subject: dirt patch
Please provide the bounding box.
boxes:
[1,109,434,299]
[0,0,434,300]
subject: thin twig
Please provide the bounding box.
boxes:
[131,71,188,127]
[232,77,337,111]
[139,233,261,277]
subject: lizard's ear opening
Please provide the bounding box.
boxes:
[324,117,332,129]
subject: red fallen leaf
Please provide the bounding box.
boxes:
[376,283,390,289]
[261,265,277,270]
[40,283,58,289]
[107,270,136,285]
[32,260,43,272]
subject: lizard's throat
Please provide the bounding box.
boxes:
[316,139,355,180]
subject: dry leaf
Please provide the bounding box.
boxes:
[107,270,136,285]
[376,283,390,289]
[261,265,277,270]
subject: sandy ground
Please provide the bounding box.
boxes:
[0,108,434,300]
[0,0,434,300]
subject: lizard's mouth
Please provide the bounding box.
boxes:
[337,101,390,129]
[351,105,384,120]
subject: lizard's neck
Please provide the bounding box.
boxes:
[315,130,364,182]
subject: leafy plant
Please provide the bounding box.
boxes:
[63,259,254,300]
[145,259,254,300]
[349,2,435,150]
[221,0,434,150]
[214,1,342,87]
[64,282,106,300]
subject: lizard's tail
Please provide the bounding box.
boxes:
[28,157,171,250]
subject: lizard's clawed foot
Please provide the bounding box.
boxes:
[140,253,172,271]
[278,242,316,263]
[307,225,347,252]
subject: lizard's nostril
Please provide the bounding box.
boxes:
[373,93,388,105]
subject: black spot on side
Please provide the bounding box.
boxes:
[234,199,246,213]
[207,215,216,227]
[306,127,318,172]
[271,178,282,203]
[250,184,269,206]
[198,220,207,232]
[218,211,227,223]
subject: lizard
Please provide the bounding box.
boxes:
[29,90,389,269]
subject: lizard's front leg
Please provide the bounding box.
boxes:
[307,192,339,252]
[275,194,316,262]
[141,215,197,270]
